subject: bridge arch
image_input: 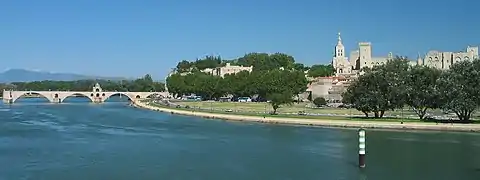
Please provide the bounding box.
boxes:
[62,92,94,103]
[12,91,55,103]
[103,92,135,102]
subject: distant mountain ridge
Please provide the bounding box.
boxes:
[0,69,130,83]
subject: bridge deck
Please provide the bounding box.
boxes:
[2,90,170,103]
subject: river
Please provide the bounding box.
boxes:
[1,97,479,180]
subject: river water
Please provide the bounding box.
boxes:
[1,97,480,180]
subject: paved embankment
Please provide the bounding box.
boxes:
[133,101,480,133]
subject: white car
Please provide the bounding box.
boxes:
[238,97,252,102]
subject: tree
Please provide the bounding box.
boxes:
[237,53,271,71]
[236,52,297,71]
[313,97,327,107]
[0,83,15,92]
[166,74,186,97]
[267,92,293,114]
[166,52,311,102]
[293,63,309,71]
[307,64,334,77]
[404,65,442,119]
[376,56,411,110]
[269,53,295,70]
[176,60,192,72]
[194,56,222,70]
[342,70,391,118]
[437,59,480,121]
[8,75,165,93]
[342,57,412,118]
[225,71,254,98]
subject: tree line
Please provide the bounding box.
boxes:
[174,53,334,77]
[167,69,308,113]
[168,53,324,113]
[343,56,480,122]
[1,74,165,93]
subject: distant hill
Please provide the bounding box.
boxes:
[0,69,129,83]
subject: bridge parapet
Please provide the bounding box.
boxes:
[2,90,170,104]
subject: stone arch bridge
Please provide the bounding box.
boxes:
[2,90,170,104]
[2,83,170,104]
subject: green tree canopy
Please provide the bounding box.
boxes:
[313,97,327,107]
[267,92,294,114]
[167,52,311,102]
[343,68,391,118]
[437,59,480,121]
[175,56,223,72]
[343,57,410,118]
[342,55,480,122]
[307,64,334,77]
[2,74,164,93]
[404,65,442,119]
[166,68,308,103]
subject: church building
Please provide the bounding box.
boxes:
[331,33,415,77]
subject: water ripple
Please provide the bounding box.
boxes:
[18,120,66,132]
[1,100,480,180]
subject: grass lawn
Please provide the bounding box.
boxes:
[172,101,424,117]
[150,101,426,123]
[145,100,480,124]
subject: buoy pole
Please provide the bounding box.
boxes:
[359,128,366,168]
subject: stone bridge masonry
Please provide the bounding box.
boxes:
[2,83,170,104]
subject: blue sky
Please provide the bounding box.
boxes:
[1,0,478,80]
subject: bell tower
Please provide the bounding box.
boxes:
[332,32,352,76]
[335,32,345,58]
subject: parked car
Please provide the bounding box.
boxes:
[238,97,252,102]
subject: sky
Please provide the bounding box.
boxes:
[1,0,479,80]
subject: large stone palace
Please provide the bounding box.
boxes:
[417,46,478,69]
[332,32,479,75]
[307,33,479,103]
[332,32,417,77]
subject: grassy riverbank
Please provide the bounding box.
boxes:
[133,100,480,132]
[156,102,419,122]
[172,101,480,121]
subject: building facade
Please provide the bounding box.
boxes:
[209,63,253,77]
[169,63,253,77]
[331,32,406,77]
[305,76,351,103]
[417,46,479,69]
[327,32,478,103]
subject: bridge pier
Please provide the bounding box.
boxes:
[3,98,12,104]
[92,97,104,103]
[52,98,62,103]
